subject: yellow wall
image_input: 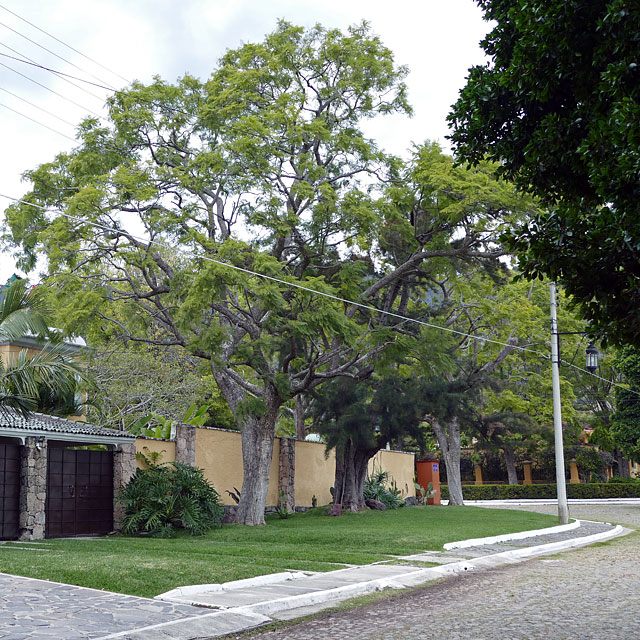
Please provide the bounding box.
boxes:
[293,440,336,507]
[369,450,416,498]
[135,438,176,467]
[135,428,415,508]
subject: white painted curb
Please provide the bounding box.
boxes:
[443,519,580,550]
[156,571,309,602]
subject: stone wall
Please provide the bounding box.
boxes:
[113,443,137,531]
[19,437,47,540]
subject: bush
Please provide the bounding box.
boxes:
[117,462,224,537]
[440,482,640,500]
[607,476,640,484]
[364,470,405,509]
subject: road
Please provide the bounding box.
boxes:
[229,504,640,640]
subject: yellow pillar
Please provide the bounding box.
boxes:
[523,460,533,485]
[474,464,483,485]
[569,459,580,484]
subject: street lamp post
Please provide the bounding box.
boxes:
[549,282,569,524]
[549,283,600,525]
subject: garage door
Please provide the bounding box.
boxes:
[0,443,21,540]
[46,448,113,538]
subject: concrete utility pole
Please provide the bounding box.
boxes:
[549,281,569,524]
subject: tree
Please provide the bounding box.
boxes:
[3,25,535,524]
[0,279,80,415]
[86,343,236,431]
[313,375,427,511]
[448,1,640,346]
[610,347,640,462]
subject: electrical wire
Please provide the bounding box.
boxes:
[0,3,130,85]
[0,103,76,141]
[0,52,198,121]
[0,40,105,101]
[0,18,118,90]
[0,58,103,118]
[0,85,77,127]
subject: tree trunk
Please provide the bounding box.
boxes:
[294,394,306,440]
[503,446,518,485]
[333,439,376,511]
[431,416,464,505]
[617,448,631,478]
[213,370,282,525]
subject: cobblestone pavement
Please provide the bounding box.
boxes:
[229,505,640,640]
[0,573,210,640]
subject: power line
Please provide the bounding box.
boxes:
[2,194,635,395]
[0,40,105,101]
[0,57,102,118]
[0,3,130,85]
[0,85,77,127]
[0,103,76,142]
[0,52,199,121]
[0,18,118,90]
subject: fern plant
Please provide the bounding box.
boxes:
[117,462,224,537]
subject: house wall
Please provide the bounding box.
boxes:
[135,427,415,508]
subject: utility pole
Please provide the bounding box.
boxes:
[550,281,569,524]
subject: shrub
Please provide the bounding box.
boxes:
[440,482,640,500]
[364,469,404,509]
[117,462,224,537]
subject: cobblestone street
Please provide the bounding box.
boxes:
[231,504,640,640]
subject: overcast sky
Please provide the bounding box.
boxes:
[0,0,490,279]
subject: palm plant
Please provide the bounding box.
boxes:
[0,278,82,417]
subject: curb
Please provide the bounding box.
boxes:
[443,519,580,550]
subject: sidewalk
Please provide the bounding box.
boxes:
[0,517,629,640]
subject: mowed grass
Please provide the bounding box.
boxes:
[0,506,556,598]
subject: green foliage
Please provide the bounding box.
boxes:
[414,481,436,505]
[610,346,640,459]
[0,278,82,415]
[117,461,223,537]
[441,482,640,500]
[449,1,640,345]
[363,469,404,509]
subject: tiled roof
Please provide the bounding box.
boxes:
[0,408,134,440]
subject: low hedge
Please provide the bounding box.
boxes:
[441,482,640,500]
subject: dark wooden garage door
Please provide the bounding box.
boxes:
[46,448,113,538]
[0,443,20,540]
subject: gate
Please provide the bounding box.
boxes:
[46,448,113,538]
[0,443,20,540]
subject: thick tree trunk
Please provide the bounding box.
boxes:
[431,416,464,506]
[213,370,282,525]
[503,446,518,485]
[333,439,377,511]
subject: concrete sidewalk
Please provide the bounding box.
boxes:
[0,517,629,640]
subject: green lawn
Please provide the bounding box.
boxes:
[0,506,557,598]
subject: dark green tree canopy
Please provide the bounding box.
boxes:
[448,1,640,345]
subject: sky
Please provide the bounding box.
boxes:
[0,0,491,280]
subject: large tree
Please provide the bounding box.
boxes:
[3,24,535,524]
[448,1,640,346]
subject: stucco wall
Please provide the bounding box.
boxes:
[293,440,336,507]
[135,437,175,467]
[135,428,415,508]
[369,450,416,499]
[194,428,280,507]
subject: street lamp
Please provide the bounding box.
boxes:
[585,342,599,373]
[549,283,600,524]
